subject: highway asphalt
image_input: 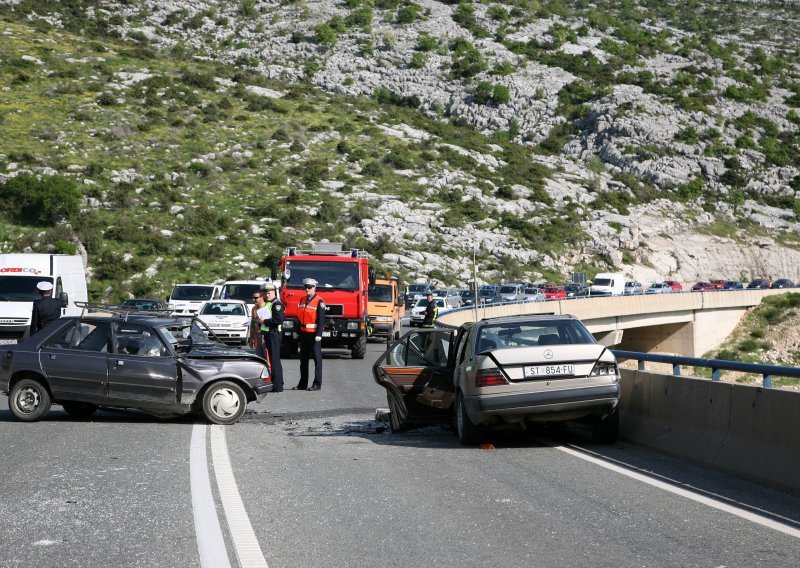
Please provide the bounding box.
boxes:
[1,334,799,567]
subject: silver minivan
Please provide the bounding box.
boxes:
[497,283,525,302]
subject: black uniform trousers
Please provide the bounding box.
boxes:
[262,330,284,392]
[298,332,322,390]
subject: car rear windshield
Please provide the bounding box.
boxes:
[408,284,429,293]
[171,286,215,300]
[285,260,360,290]
[499,285,519,293]
[477,319,595,350]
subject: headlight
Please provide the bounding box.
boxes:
[282,320,295,329]
[346,321,359,330]
[590,361,618,377]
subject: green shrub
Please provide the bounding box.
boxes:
[416,34,438,52]
[397,2,422,24]
[492,84,510,105]
[410,52,427,69]
[0,174,81,226]
[450,37,487,79]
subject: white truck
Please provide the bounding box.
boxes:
[589,272,626,296]
[0,253,88,343]
[167,284,221,316]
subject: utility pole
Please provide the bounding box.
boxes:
[473,242,478,323]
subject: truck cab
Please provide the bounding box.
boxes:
[0,254,87,343]
[368,277,404,342]
[277,243,371,359]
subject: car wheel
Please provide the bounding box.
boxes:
[9,378,52,422]
[351,335,367,359]
[61,401,98,419]
[455,392,481,445]
[387,393,407,433]
[202,381,247,425]
[592,407,619,444]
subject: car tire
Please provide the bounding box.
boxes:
[351,335,367,359]
[202,381,247,425]
[592,407,619,444]
[455,392,481,446]
[61,401,98,419]
[9,378,52,422]
[387,393,407,433]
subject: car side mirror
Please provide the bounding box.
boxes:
[59,292,68,308]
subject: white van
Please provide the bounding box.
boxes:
[0,254,88,343]
[590,272,626,296]
[220,278,278,310]
[167,284,221,316]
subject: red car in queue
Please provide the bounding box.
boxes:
[543,286,567,299]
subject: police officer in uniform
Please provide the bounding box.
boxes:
[30,281,63,334]
[422,292,438,328]
[294,278,325,391]
[258,283,284,393]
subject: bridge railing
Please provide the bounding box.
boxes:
[611,350,800,389]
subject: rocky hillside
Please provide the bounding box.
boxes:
[1,0,799,299]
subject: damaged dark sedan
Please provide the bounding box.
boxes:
[1,312,272,424]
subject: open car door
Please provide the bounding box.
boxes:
[372,328,454,431]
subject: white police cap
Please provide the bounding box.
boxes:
[302,278,318,286]
[37,281,54,291]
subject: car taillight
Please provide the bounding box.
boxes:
[260,366,272,383]
[590,361,617,377]
[475,368,508,387]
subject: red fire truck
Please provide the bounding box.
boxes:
[276,243,373,359]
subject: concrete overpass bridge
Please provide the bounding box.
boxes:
[438,289,792,357]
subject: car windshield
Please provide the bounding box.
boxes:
[368,284,393,302]
[221,283,263,302]
[593,278,612,287]
[122,300,160,309]
[0,276,55,301]
[201,302,246,316]
[285,260,360,290]
[479,289,495,297]
[170,285,215,301]
[499,286,518,293]
[408,284,429,294]
[415,298,444,308]
[159,319,226,348]
[477,319,595,350]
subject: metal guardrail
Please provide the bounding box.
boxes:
[611,349,800,388]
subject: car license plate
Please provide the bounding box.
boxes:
[524,364,575,378]
[322,331,331,337]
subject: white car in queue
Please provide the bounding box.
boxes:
[409,297,447,327]
[197,300,251,345]
[373,314,621,445]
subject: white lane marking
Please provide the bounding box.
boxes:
[190,424,232,568]
[210,425,269,568]
[551,442,800,539]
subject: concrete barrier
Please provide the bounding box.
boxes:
[619,369,800,492]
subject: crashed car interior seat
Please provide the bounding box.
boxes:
[77,326,111,352]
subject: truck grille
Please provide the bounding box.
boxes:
[325,304,344,317]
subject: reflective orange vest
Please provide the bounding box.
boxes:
[298,295,322,333]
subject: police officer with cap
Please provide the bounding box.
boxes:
[258,283,285,392]
[294,278,325,391]
[30,281,63,335]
